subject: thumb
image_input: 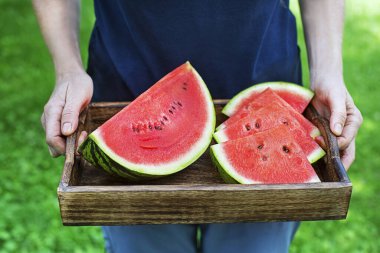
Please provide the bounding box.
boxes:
[61,97,82,136]
[329,96,347,136]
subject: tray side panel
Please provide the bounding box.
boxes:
[59,184,351,225]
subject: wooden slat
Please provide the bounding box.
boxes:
[58,182,351,225]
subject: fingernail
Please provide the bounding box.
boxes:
[48,147,55,157]
[63,123,72,134]
[334,123,343,135]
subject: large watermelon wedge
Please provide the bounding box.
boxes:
[222,82,313,117]
[213,101,325,163]
[79,62,216,180]
[211,125,321,184]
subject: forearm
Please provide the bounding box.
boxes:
[299,0,345,89]
[33,0,83,75]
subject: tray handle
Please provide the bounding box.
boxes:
[304,104,350,183]
[60,133,77,187]
[60,107,88,187]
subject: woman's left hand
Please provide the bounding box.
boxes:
[311,78,363,170]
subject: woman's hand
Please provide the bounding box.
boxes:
[41,71,93,157]
[311,78,363,169]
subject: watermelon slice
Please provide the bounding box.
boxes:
[217,88,319,132]
[222,82,314,117]
[213,101,325,163]
[211,125,321,184]
[79,62,216,180]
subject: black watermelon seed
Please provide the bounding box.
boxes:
[245,124,251,131]
[160,120,165,125]
[255,122,260,129]
[169,110,173,114]
[163,116,168,121]
[154,125,162,130]
[177,102,182,107]
[172,106,176,110]
[257,144,263,150]
[282,146,290,153]
[182,87,187,91]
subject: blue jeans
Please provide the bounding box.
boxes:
[102,222,299,253]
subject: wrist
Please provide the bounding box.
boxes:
[309,66,344,90]
[53,48,84,76]
[55,68,91,88]
[55,61,86,77]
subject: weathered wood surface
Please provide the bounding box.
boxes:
[59,182,351,225]
[58,100,352,225]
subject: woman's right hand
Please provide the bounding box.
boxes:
[41,71,93,157]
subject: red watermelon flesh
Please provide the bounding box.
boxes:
[211,125,321,184]
[80,62,215,178]
[217,88,320,133]
[222,82,314,117]
[213,101,325,163]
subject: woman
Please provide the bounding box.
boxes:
[34,0,362,252]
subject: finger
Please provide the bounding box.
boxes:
[77,131,88,147]
[48,146,61,158]
[61,91,83,136]
[341,140,355,170]
[44,104,66,156]
[337,101,363,150]
[329,96,347,136]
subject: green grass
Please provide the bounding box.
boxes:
[0,0,379,252]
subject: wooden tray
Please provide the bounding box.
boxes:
[58,100,352,226]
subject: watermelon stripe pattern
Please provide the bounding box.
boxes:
[81,137,162,180]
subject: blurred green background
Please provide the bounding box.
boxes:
[0,0,379,252]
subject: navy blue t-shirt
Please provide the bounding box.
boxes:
[87,0,301,101]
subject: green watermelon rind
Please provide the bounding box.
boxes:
[215,122,228,131]
[210,144,255,184]
[79,63,216,178]
[222,82,314,117]
[308,146,326,164]
[310,127,321,138]
[79,136,160,180]
[213,130,227,144]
